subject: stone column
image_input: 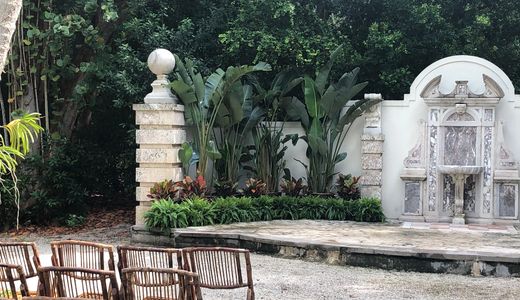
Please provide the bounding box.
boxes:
[133,49,186,225]
[360,94,384,199]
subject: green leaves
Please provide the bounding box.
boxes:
[171,55,271,177]
[144,195,385,230]
[206,140,222,160]
[3,112,44,156]
[178,142,194,173]
[280,97,309,129]
[303,76,320,119]
[284,44,373,193]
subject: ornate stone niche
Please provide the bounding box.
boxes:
[401,75,520,223]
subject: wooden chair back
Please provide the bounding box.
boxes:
[0,263,28,300]
[122,267,202,300]
[36,266,119,300]
[0,242,41,280]
[182,247,254,300]
[50,240,115,272]
[116,245,183,277]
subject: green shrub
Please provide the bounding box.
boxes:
[183,198,215,226]
[144,195,385,230]
[21,138,88,225]
[144,199,188,230]
[65,214,86,227]
[351,197,386,222]
[213,197,258,224]
[0,179,18,230]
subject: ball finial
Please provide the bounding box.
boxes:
[147,48,175,75]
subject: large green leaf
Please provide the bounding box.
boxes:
[192,73,205,102]
[178,142,194,172]
[319,85,338,120]
[340,82,369,105]
[171,80,197,105]
[337,67,360,91]
[334,152,348,164]
[224,62,271,89]
[242,106,266,136]
[337,98,381,131]
[241,84,254,117]
[280,97,309,129]
[308,135,327,156]
[304,76,320,119]
[173,54,192,85]
[205,68,225,107]
[315,45,342,94]
[282,77,304,96]
[207,140,222,160]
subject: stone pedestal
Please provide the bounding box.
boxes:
[134,104,185,224]
[133,48,186,225]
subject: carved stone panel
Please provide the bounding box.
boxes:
[463,175,476,213]
[404,182,421,214]
[443,175,454,212]
[497,183,518,217]
[427,126,438,211]
[482,126,493,214]
[444,126,477,166]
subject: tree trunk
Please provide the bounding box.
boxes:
[0,0,22,74]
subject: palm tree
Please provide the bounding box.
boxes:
[0,0,23,73]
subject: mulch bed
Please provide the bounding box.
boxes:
[3,207,135,237]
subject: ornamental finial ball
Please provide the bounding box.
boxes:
[147,49,175,75]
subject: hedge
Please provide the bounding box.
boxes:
[144,196,385,230]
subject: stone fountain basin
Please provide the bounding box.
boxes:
[438,165,483,175]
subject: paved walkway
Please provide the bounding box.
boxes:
[174,220,520,262]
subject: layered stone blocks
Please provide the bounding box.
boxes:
[360,134,385,198]
[133,103,185,224]
[360,96,384,199]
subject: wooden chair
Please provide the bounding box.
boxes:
[36,266,119,299]
[50,240,115,272]
[122,267,202,300]
[117,246,184,299]
[0,263,28,299]
[0,242,41,280]
[0,242,41,296]
[182,247,254,300]
[116,245,183,276]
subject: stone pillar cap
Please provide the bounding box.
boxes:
[144,48,178,104]
[147,48,175,75]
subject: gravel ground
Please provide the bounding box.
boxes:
[2,224,520,300]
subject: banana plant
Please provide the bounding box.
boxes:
[171,56,271,178]
[213,81,267,188]
[281,45,381,193]
[246,70,303,192]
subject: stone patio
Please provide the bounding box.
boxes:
[132,220,520,277]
